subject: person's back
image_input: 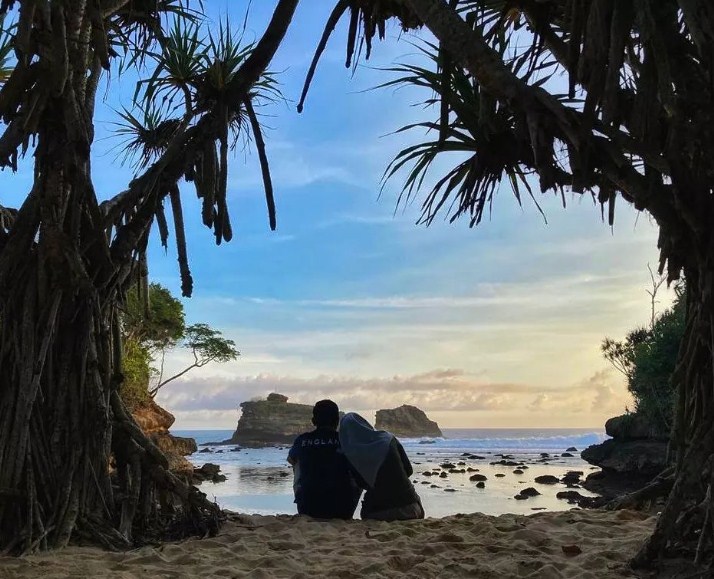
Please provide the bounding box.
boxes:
[287,400,360,519]
[359,437,421,519]
[339,413,424,521]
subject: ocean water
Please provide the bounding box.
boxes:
[172,428,608,518]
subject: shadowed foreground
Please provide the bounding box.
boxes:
[0,510,656,578]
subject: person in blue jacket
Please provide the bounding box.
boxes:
[287,400,361,519]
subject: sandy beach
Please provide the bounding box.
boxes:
[0,509,655,578]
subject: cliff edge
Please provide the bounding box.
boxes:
[132,399,197,474]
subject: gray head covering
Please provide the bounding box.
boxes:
[339,412,394,488]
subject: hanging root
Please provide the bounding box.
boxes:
[109,391,221,547]
[605,467,675,511]
[632,426,714,570]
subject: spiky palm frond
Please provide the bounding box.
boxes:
[109,0,203,74]
[381,39,562,227]
[194,18,282,122]
[112,105,182,168]
[134,15,206,114]
[111,3,286,247]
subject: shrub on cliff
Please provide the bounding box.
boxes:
[120,283,238,408]
[602,283,686,433]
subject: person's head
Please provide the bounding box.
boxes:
[312,399,339,430]
[339,412,374,434]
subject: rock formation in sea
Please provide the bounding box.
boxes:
[375,405,442,438]
[225,393,315,447]
[132,399,197,475]
[581,412,669,499]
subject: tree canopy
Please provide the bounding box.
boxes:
[603,283,686,434]
[120,282,238,408]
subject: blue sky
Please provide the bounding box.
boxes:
[2,2,670,429]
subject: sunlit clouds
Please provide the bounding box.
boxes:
[145,2,670,430]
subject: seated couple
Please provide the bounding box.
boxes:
[287,400,424,521]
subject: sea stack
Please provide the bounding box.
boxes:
[226,393,314,447]
[375,404,442,438]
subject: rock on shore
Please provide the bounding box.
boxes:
[581,413,669,499]
[375,405,442,438]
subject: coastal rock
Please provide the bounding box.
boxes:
[374,405,442,438]
[582,412,670,501]
[581,439,668,477]
[225,394,316,447]
[534,475,560,485]
[515,487,541,500]
[469,474,487,482]
[193,463,226,484]
[561,545,582,556]
[556,490,587,503]
[605,413,669,441]
[131,399,196,475]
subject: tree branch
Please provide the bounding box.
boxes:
[148,362,199,397]
[399,0,674,222]
[226,0,299,103]
[107,0,300,266]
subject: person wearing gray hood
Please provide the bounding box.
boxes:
[339,412,424,521]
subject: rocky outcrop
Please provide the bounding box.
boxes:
[582,412,669,477]
[225,393,314,447]
[132,399,196,474]
[375,405,442,438]
[581,412,670,500]
[605,413,669,441]
[581,438,668,477]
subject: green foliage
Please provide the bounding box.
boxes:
[120,338,153,410]
[184,323,238,364]
[602,284,686,432]
[123,282,185,351]
[120,283,239,402]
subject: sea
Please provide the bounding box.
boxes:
[171,428,608,518]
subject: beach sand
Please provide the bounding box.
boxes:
[0,509,656,578]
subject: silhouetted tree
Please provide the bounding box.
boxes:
[0,0,298,552]
[298,0,714,569]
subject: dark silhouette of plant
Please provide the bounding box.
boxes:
[297,0,714,569]
[603,283,686,433]
[0,0,299,553]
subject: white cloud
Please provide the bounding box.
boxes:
[156,367,632,429]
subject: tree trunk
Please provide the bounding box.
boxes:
[633,258,714,567]
[0,51,216,560]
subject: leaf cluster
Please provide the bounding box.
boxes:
[123,282,186,351]
[602,284,686,432]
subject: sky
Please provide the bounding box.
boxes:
[2,2,673,429]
